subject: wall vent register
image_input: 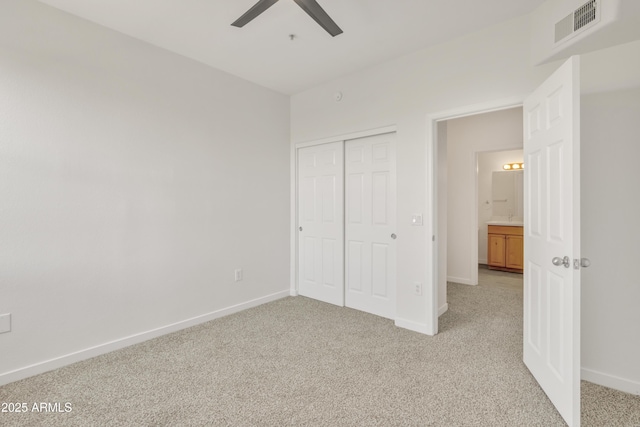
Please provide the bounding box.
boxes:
[555,0,600,44]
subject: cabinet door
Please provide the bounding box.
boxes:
[506,235,523,270]
[488,234,506,267]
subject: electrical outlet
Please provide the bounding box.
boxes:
[0,313,11,334]
[234,269,243,282]
[414,282,422,296]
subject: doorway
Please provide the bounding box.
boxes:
[432,57,583,426]
[436,107,524,307]
[477,149,524,278]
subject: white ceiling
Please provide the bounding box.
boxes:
[38,0,546,94]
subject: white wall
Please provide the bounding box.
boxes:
[581,88,640,394]
[477,150,524,264]
[445,109,523,285]
[0,0,290,384]
[292,15,558,334]
[291,12,640,389]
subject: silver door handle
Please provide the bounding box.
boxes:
[298,226,303,232]
[391,233,397,239]
[552,256,570,268]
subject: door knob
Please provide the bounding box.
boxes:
[298,226,303,232]
[391,233,397,239]
[552,256,570,268]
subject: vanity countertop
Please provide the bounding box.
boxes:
[487,220,524,227]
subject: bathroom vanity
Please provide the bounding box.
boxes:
[487,222,523,273]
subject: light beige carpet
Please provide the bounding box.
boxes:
[1,274,638,426]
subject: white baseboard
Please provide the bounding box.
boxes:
[447,276,473,285]
[582,367,640,396]
[438,303,449,316]
[395,317,436,336]
[0,290,290,387]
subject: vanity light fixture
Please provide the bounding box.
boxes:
[503,162,524,170]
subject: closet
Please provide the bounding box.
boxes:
[296,132,397,319]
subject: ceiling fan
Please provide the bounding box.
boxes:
[231,0,343,37]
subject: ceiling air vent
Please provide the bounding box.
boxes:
[554,0,600,44]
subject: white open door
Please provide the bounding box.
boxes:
[297,142,345,306]
[523,56,581,427]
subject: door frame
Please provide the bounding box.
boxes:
[290,125,398,298]
[426,97,524,334]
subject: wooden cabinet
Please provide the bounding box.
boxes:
[488,225,523,273]
[488,234,506,266]
[505,235,523,270]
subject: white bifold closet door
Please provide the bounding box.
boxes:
[345,133,397,319]
[297,141,345,306]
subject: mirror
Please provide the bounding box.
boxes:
[492,170,523,219]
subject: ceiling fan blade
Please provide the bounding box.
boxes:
[293,0,343,37]
[231,0,280,28]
